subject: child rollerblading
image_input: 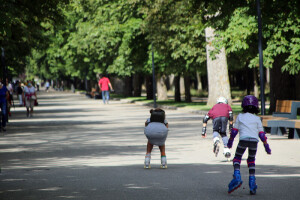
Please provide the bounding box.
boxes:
[144,108,169,169]
[227,95,271,195]
[202,97,233,161]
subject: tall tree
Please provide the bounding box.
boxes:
[205,27,231,106]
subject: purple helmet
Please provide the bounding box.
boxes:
[242,95,259,108]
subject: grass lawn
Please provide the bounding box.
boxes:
[120,96,245,113]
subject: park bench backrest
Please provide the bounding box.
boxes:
[276,100,293,113]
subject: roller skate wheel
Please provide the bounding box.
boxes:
[144,165,151,169]
[160,165,167,169]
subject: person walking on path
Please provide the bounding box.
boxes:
[22,81,37,118]
[6,79,13,117]
[45,80,50,92]
[144,108,169,169]
[98,74,114,104]
[16,81,23,106]
[0,80,9,131]
[202,96,233,160]
[227,95,271,195]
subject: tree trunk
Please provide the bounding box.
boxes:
[184,74,191,102]
[123,76,133,97]
[145,75,153,100]
[133,73,142,97]
[205,27,232,106]
[269,55,297,114]
[196,72,203,91]
[174,74,181,102]
[156,74,168,100]
[253,68,259,98]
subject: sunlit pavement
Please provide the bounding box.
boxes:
[0,91,299,200]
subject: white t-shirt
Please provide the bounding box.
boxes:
[234,113,264,142]
[23,86,36,95]
[7,83,13,94]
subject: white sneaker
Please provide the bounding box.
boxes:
[224,147,231,161]
[144,154,151,169]
[160,156,167,169]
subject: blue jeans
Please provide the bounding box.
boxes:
[102,90,110,104]
[0,101,7,128]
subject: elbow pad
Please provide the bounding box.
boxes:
[259,131,268,144]
[203,115,210,123]
[229,111,233,121]
[230,128,239,139]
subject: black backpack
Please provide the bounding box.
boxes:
[150,109,165,123]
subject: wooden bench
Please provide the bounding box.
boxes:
[265,119,300,139]
[272,100,300,119]
[261,100,300,138]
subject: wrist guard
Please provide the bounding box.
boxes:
[229,124,233,131]
[202,127,206,136]
[264,143,271,154]
[259,131,271,154]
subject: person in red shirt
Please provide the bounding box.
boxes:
[98,74,114,104]
[202,97,233,160]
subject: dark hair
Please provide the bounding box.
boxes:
[150,108,165,123]
[242,105,260,114]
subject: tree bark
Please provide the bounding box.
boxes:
[123,76,133,97]
[145,75,153,100]
[253,68,259,98]
[269,55,297,113]
[205,27,231,106]
[196,72,203,91]
[133,73,142,97]
[184,74,191,102]
[174,74,181,102]
[156,74,168,100]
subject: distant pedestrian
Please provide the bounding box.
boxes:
[45,80,50,92]
[6,79,13,117]
[227,95,271,195]
[0,80,9,131]
[22,81,37,117]
[144,108,169,169]
[16,82,23,106]
[202,97,233,160]
[98,74,114,104]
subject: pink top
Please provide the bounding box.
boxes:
[207,103,232,119]
[98,77,110,91]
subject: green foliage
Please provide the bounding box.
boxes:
[209,0,300,74]
[4,0,298,83]
[0,0,68,76]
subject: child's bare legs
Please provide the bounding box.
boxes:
[159,145,166,156]
[146,141,154,153]
[144,142,153,168]
[159,145,167,168]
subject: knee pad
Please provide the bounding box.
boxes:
[247,158,256,168]
[233,156,242,165]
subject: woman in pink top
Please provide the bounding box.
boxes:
[98,74,114,104]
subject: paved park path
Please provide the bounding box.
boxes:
[0,91,299,200]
